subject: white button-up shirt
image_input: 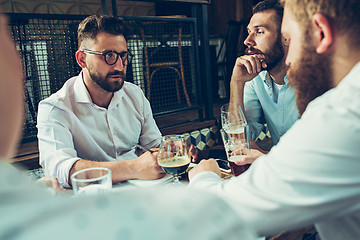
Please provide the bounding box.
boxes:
[189,63,360,239]
[37,72,162,187]
[244,71,299,144]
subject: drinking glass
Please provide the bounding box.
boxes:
[220,129,250,176]
[220,103,251,176]
[71,167,112,197]
[157,135,190,184]
[221,103,247,132]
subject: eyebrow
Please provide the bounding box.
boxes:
[247,24,271,32]
[100,49,128,54]
[255,24,271,30]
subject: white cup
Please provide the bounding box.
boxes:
[71,167,112,197]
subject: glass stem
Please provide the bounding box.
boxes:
[173,174,180,184]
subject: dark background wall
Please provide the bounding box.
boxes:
[155,0,256,36]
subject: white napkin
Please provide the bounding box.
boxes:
[126,174,174,187]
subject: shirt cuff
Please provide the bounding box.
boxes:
[53,157,80,188]
[188,171,222,189]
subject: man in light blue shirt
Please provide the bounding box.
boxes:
[243,71,298,145]
[230,0,299,148]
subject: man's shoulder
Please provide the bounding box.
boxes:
[121,81,145,97]
[123,81,142,91]
[39,75,79,108]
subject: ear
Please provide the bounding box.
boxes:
[75,50,87,69]
[312,13,333,54]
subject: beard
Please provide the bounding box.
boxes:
[288,39,333,116]
[88,68,125,92]
[245,34,284,71]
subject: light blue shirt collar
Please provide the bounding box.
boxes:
[260,71,289,87]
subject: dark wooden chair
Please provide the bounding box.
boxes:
[139,21,191,107]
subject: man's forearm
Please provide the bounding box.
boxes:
[69,159,137,185]
[229,80,246,117]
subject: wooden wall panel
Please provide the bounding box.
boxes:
[0,0,155,16]
[208,0,252,36]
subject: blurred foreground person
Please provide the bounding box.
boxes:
[189,0,360,239]
[0,13,255,240]
[0,14,23,159]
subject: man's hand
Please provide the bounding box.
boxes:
[188,142,199,162]
[134,151,166,180]
[231,54,267,84]
[37,177,66,193]
[249,138,269,154]
[188,159,221,180]
[232,147,264,165]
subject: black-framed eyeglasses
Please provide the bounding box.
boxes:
[81,49,134,66]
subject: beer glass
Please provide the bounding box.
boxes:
[220,103,251,176]
[157,135,190,184]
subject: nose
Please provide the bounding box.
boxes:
[244,33,255,47]
[113,58,125,71]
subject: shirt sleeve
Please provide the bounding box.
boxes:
[244,81,265,140]
[189,101,360,237]
[37,101,80,188]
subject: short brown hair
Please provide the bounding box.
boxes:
[253,0,284,35]
[282,0,360,46]
[77,15,128,49]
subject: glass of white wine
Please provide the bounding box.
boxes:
[157,135,190,184]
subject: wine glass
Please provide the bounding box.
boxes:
[220,103,251,175]
[157,135,190,184]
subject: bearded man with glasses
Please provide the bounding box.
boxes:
[37,15,166,188]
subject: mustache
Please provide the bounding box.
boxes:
[106,71,125,78]
[245,47,263,55]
